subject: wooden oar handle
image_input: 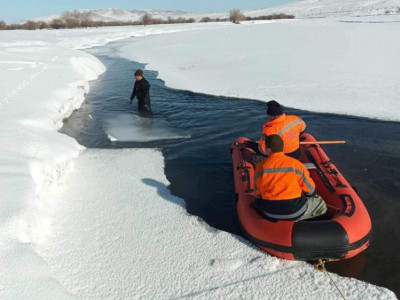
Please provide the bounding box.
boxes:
[300,141,346,145]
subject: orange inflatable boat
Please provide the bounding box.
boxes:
[231,133,372,261]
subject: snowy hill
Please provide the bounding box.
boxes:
[247,0,400,18]
[85,8,189,22]
[33,0,400,23]
[33,8,194,23]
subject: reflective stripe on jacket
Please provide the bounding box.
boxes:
[254,152,315,219]
[258,114,306,154]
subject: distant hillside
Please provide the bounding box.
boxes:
[32,0,400,24]
[32,9,197,23]
[85,9,189,22]
[247,0,400,18]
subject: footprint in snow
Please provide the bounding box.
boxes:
[210,258,244,271]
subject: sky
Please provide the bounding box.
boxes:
[0,0,296,23]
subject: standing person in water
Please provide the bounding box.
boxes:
[130,69,152,116]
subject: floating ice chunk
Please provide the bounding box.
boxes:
[103,113,190,142]
[107,134,118,142]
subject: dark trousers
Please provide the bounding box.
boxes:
[138,103,152,118]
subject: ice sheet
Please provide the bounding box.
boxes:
[103,114,190,142]
[0,45,105,299]
[118,17,400,122]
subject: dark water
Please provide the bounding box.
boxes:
[61,45,400,296]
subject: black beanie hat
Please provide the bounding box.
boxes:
[265,134,284,153]
[134,69,143,76]
[267,100,283,116]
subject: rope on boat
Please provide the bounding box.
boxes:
[314,260,348,300]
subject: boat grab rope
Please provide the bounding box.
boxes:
[313,145,347,188]
[314,260,348,300]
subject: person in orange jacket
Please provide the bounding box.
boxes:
[252,134,327,221]
[258,100,306,160]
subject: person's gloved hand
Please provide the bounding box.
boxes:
[244,140,257,148]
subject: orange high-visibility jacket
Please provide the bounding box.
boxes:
[254,152,315,201]
[258,114,306,154]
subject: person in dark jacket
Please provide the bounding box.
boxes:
[130,69,152,116]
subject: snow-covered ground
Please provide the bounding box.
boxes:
[34,149,394,299]
[0,17,399,299]
[0,35,105,300]
[0,22,232,50]
[0,23,230,299]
